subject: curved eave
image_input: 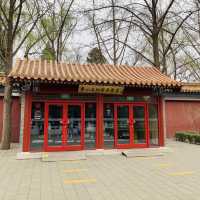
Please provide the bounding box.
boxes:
[10,76,181,89]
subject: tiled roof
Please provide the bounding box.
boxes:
[181,83,200,93]
[9,59,180,87]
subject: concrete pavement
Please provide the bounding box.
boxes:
[0,140,200,200]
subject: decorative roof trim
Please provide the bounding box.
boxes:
[181,83,200,93]
[9,59,181,88]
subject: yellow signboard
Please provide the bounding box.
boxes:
[78,84,124,95]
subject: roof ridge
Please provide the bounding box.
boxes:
[14,58,158,69]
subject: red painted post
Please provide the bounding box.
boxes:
[81,103,85,150]
[158,96,164,146]
[145,103,150,147]
[44,103,48,151]
[114,104,118,148]
[129,105,134,145]
[62,104,67,146]
[96,94,104,149]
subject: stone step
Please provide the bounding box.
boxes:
[16,152,42,160]
[41,151,86,162]
[122,147,172,158]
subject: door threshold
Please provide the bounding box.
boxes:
[16,149,125,160]
[84,149,124,156]
[16,147,166,160]
[16,151,87,161]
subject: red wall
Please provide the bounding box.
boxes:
[165,101,200,138]
[0,97,21,143]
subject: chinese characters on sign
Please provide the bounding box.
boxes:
[78,85,124,95]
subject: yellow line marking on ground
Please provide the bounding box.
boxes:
[64,160,80,163]
[136,157,155,160]
[64,169,87,173]
[42,153,48,158]
[157,163,172,168]
[64,178,96,184]
[169,171,194,176]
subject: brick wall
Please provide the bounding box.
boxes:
[165,100,200,138]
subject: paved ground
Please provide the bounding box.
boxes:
[0,140,200,200]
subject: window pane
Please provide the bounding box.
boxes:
[85,103,96,149]
[67,105,81,146]
[30,102,44,150]
[48,105,63,146]
[149,104,159,145]
[133,106,146,144]
[117,106,130,144]
[104,104,114,148]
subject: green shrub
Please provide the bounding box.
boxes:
[175,132,187,142]
[194,135,200,144]
[187,133,193,143]
[175,132,180,141]
[175,131,200,144]
[175,132,184,141]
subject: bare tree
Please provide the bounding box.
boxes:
[22,0,77,62]
[87,0,198,71]
[86,0,136,65]
[0,0,48,149]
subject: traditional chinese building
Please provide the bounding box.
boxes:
[7,59,181,152]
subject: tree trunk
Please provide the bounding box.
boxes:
[160,28,167,74]
[171,49,177,80]
[111,0,117,65]
[0,77,12,150]
[0,0,14,150]
[162,56,167,74]
[152,34,160,69]
[151,0,160,69]
[1,47,13,150]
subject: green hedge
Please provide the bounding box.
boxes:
[175,131,200,144]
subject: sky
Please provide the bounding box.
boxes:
[16,0,194,68]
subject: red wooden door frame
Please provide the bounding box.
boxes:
[158,97,164,146]
[23,92,32,152]
[114,103,149,149]
[96,94,103,149]
[24,96,162,152]
[44,101,85,152]
[132,103,149,148]
[114,103,132,149]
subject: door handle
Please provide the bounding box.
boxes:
[128,121,133,126]
[60,121,67,125]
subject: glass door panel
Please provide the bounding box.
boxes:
[133,106,146,144]
[85,103,96,149]
[30,102,44,151]
[48,105,63,146]
[149,104,159,146]
[104,104,114,148]
[67,105,81,146]
[117,105,130,145]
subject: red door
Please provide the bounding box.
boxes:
[114,103,148,148]
[132,104,148,148]
[44,103,84,151]
[114,104,132,148]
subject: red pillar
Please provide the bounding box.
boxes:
[158,96,164,146]
[23,92,32,152]
[145,104,150,147]
[96,94,104,149]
